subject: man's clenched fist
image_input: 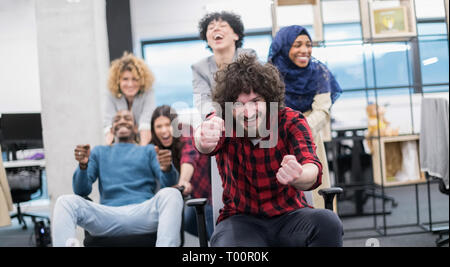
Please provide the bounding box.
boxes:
[155,146,172,172]
[276,155,303,185]
[194,116,224,154]
[74,144,90,170]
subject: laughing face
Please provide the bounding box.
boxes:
[206,19,239,52]
[232,91,267,139]
[288,34,312,68]
[119,70,140,99]
[153,116,174,148]
[111,110,137,142]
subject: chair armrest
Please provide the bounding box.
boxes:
[186,198,207,207]
[318,187,343,196]
[185,198,209,247]
[318,187,343,210]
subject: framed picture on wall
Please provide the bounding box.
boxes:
[370,6,409,37]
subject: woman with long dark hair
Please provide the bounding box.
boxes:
[150,105,214,240]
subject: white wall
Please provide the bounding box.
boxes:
[0,0,41,114]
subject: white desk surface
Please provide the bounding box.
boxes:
[3,160,46,169]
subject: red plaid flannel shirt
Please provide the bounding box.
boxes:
[180,136,212,202]
[194,107,322,223]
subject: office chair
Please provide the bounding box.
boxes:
[8,166,50,230]
[436,179,449,247]
[186,157,343,247]
[83,186,186,247]
[425,173,449,247]
[327,128,397,217]
[435,178,449,247]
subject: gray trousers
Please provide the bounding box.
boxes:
[210,208,343,247]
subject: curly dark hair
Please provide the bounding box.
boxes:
[198,11,245,52]
[212,54,285,119]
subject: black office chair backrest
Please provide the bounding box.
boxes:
[8,167,42,203]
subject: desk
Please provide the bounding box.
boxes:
[3,160,46,169]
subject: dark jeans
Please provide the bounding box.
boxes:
[210,208,343,247]
[184,204,214,240]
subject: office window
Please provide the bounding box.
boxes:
[319,39,411,93]
[244,33,272,61]
[371,42,411,88]
[142,34,272,108]
[143,39,210,108]
[316,43,367,91]
[418,22,448,35]
[417,22,449,86]
[365,87,416,133]
[419,39,449,85]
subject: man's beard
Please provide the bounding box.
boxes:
[234,112,266,138]
[116,133,136,143]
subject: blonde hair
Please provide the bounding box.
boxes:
[108,52,155,98]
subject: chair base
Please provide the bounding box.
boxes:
[10,204,50,230]
[435,229,449,247]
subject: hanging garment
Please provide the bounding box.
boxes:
[419,98,449,189]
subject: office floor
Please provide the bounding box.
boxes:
[0,182,448,247]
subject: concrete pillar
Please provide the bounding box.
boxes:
[35,0,109,210]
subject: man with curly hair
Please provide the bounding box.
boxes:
[104,52,155,146]
[192,11,256,120]
[194,54,343,247]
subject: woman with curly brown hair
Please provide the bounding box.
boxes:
[104,52,155,145]
[191,11,256,120]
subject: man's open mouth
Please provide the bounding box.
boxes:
[115,124,132,132]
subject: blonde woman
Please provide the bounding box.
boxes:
[104,52,155,145]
